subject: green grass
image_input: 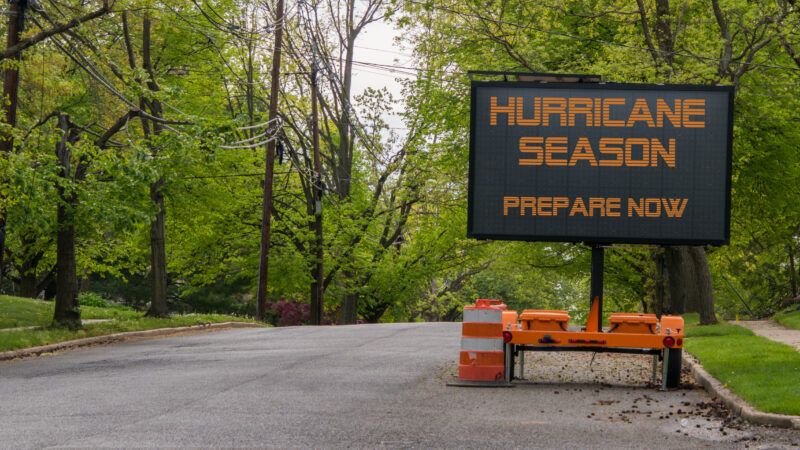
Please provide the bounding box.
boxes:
[684,320,800,415]
[682,312,700,326]
[0,295,262,353]
[0,295,139,328]
[774,309,800,331]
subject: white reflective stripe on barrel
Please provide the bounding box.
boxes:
[463,309,502,323]
[461,337,504,352]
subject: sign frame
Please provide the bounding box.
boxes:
[467,80,735,246]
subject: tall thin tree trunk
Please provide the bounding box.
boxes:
[341,291,358,324]
[147,178,169,316]
[0,1,27,289]
[255,0,285,321]
[141,14,169,317]
[52,113,80,328]
[789,244,798,298]
[338,35,357,324]
[310,63,324,325]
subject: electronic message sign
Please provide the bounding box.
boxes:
[468,81,733,245]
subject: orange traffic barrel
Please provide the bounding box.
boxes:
[458,299,506,382]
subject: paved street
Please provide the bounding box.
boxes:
[1,323,798,449]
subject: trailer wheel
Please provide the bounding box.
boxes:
[665,348,682,388]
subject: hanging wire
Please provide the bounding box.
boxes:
[401,0,800,74]
[291,2,400,167]
[219,116,285,149]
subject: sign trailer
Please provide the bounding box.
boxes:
[457,72,734,388]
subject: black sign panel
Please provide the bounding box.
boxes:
[468,81,734,245]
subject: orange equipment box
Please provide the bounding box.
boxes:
[502,310,518,331]
[520,310,569,332]
[608,313,658,334]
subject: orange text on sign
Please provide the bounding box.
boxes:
[503,197,688,218]
[490,97,706,128]
[518,136,675,168]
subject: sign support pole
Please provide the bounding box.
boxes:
[589,244,605,332]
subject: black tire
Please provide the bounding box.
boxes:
[665,348,682,388]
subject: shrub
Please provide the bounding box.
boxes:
[78,292,110,308]
[267,299,310,326]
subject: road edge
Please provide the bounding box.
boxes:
[682,352,800,429]
[0,322,263,362]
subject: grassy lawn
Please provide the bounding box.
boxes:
[684,319,800,416]
[0,295,140,329]
[0,295,261,353]
[774,309,800,330]
[682,312,700,326]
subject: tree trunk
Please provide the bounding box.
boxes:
[79,277,90,293]
[52,113,80,328]
[687,246,717,324]
[651,247,668,316]
[146,178,169,317]
[0,0,26,289]
[335,35,356,200]
[19,270,38,298]
[255,0,284,321]
[43,274,56,300]
[789,244,798,298]
[341,289,358,325]
[141,14,169,318]
[664,246,717,324]
[310,65,324,325]
[54,190,80,328]
[333,36,359,322]
[663,247,688,315]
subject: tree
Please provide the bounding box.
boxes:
[1,0,111,291]
[399,0,800,324]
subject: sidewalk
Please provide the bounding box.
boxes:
[737,320,800,351]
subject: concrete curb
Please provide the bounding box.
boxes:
[0,322,263,362]
[682,352,800,429]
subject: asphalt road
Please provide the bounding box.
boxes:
[1,323,798,449]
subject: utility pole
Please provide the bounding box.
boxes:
[0,0,27,289]
[256,0,285,321]
[310,53,323,325]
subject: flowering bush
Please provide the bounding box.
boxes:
[267,299,311,326]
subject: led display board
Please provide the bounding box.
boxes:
[468,81,733,245]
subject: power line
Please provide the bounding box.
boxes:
[354,44,414,58]
[402,0,800,74]
[179,170,294,180]
[292,3,396,166]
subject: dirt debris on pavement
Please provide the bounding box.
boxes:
[444,350,800,449]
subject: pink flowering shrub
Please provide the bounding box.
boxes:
[267,299,311,326]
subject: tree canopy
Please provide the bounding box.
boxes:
[1,0,798,326]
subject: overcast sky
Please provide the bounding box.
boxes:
[349,18,414,132]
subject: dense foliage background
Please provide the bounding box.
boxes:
[1,0,798,325]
